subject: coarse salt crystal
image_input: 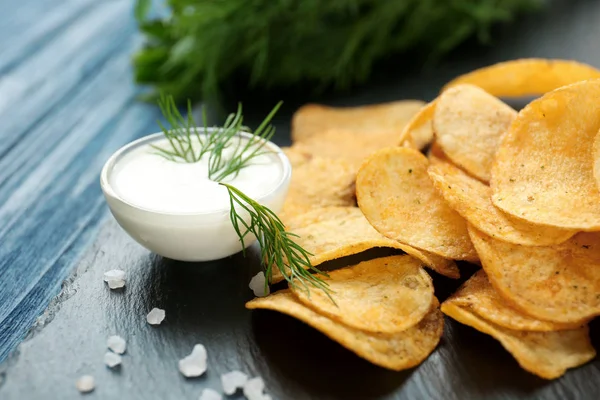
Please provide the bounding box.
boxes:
[249,272,269,297]
[178,344,207,378]
[107,335,126,354]
[104,269,125,281]
[199,388,222,400]
[221,370,248,395]
[103,269,126,289]
[75,375,95,393]
[243,377,272,400]
[104,352,122,368]
[106,279,125,289]
[146,308,166,325]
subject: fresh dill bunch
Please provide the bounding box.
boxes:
[221,183,331,296]
[134,0,541,103]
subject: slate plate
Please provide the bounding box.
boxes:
[2,1,600,399]
[0,216,599,400]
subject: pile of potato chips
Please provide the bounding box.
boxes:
[247,59,600,380]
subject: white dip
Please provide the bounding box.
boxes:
[110,136,283,213]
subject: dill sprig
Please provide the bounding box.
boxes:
[209,101,282,181]
[154,95,329,295]
[221,183,331,296]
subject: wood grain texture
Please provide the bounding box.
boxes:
[1,0,600,398]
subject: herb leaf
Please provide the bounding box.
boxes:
[221,183,331,295]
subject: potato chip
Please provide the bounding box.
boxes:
[443,59,600,97]
[280,156,356,220]
[398,100,436,150]
[289,129,404,170]
[282,146,312,168]
[428,162,575,246]
[247,290,443,371]
[271,207,459,283]
[434,84,516,182]
[491,80,600,230]
[468,226,600,323]
[290,255,434,333]
[447,270,580,331]
[441,302,595,380]
[291,101,425,143]
[594,130,600,190]
[426,141,450,165]
[356,147,477,261]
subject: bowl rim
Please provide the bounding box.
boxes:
[100,129,292,217]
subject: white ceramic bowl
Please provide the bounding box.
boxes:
[100,131,291,262]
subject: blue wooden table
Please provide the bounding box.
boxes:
[2,1,600,399]
[0,0,162,362]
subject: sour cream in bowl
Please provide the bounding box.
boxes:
[100,130,291,261]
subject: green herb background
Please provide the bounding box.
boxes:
[134,0,541,103]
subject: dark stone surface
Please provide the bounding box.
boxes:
[1,219,599,400]
[2,0,600,399]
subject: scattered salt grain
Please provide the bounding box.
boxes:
[75,375,95,393]
[243,377,272,400]
[220,370,248,395]
[178,344,207,378]
[104,352,122,368]
[107,335,127,354]
[249,272,269,297]
[103,269,126,289]
[146,308,166,325]
[199,388,222,400]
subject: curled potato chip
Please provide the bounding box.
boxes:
[447,270,580,331]
[491,80,600,230]
[271,207,459,283]
[594,131,600,190]
[280,156,356,221]
[289,129,404,170]
[469,226,600,323]
[434,84,516,182]
[291,255,434,333]
[291,101,425,143]
[428,162,575,246]
[427,141,451,166]
[398,100,436,150]
[443,59,600,97]
[441,301,595,380]
[282,146,312,168]
[357,147,477,261]
[247,290,443,371]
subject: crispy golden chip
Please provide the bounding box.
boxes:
[289,129,404,170]
[443,59,600,97]
[282,146,312,168]
[356,147,477,261]
[290,255,434,333]
[491,80,600,230]
[428,162,575,246]
[441,302,595,380]
[447,270,581,331]
[247,290,443,371]
[398,100,436,150]
[427,141,451,166]
[271,207,459,283]
[434,84,516,182]
[468,226,600,324]
[280,156,356,221]
[291,101,425,143]
[594,131,600,190]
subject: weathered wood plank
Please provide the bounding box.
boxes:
[0,0,97,74]
[0,0,133,157]
[0,44,160,360]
